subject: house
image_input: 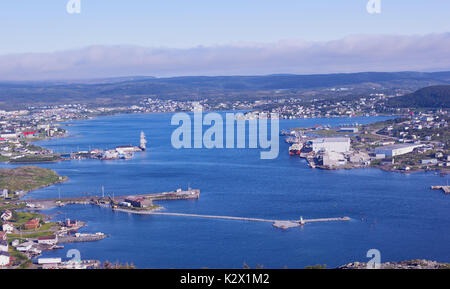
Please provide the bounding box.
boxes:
[16,241,34,252]
[2,222,14,234]
[1,210,12,221]
[1,189,7,198]
[0,252,10,267]
[0,240,8,252]
[38,235,58,246]
[24,219,40,230]
[0,232,6,241]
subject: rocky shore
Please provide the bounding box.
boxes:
[339,259,450,269]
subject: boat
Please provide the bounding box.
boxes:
[289,143,303,156]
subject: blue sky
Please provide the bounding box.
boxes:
[0,0,449,53]
[0,1,449,80]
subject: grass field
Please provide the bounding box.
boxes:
[0,166,66,193]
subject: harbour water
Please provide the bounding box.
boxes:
[3,113,450,268]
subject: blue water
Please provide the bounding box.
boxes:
[2,113,449,268]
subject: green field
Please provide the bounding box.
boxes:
[0,166,67,194]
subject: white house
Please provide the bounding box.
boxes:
[1,210,12,221]
[0,252,10,266]
[2,223,14,234]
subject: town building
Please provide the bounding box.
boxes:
[321,151,347,167]
[1,210,12,221]
[310,137,351,153]
[0,252,10,267]
[0,240,8,252]
[124,197,153,208]
[16,241,34,252]
[2,222,14,234]
[24,219,40,230]
[375,144,424,157]
[421,159,438,165]
[339,127,359,133]
[38,235,58,246]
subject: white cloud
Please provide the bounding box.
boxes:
[0,33,449,81]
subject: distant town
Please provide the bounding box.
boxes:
[284,110,449,175]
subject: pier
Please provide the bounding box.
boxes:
[19,189,350,229]
[142,212,351,229]
[431,186,450,194]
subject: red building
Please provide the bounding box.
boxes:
[24,219,40,230]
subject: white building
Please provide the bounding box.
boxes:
[339,127,359,133]
[310,137,351,153]
[16,241,34,252]
[2,223,14,234]
[0,240,8,252]
[0,210,12,221]
[375,144,424,157]
[322,151,347,167]
[37,235,58,246]
[0,252,10,266]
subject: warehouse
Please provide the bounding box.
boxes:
[375,144,424,157]
[310,137,351,153]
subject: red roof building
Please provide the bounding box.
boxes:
[22,131,37,136]
[25,219,40,230]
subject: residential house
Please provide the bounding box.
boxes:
[2,222,14,234]
[1,210,12,221]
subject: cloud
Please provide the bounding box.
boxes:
[0,33,449,81]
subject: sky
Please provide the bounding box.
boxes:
[0,0,449,80]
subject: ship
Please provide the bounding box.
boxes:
[139,131,147,151]
[289,143,303,156]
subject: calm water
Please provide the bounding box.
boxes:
[3,113,450,268]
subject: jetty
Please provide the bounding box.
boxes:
[143,212,350,229]
[431,186,450,194]
[19,188,350,229]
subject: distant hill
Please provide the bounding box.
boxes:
[1,71,450,109]
[387,85,450,108]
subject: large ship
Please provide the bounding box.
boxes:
[139,131,147,151]
[289,143,303,156]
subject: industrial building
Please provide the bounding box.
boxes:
[339,127,359,133]
[375,144,424,157]
[310,137,351,153]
